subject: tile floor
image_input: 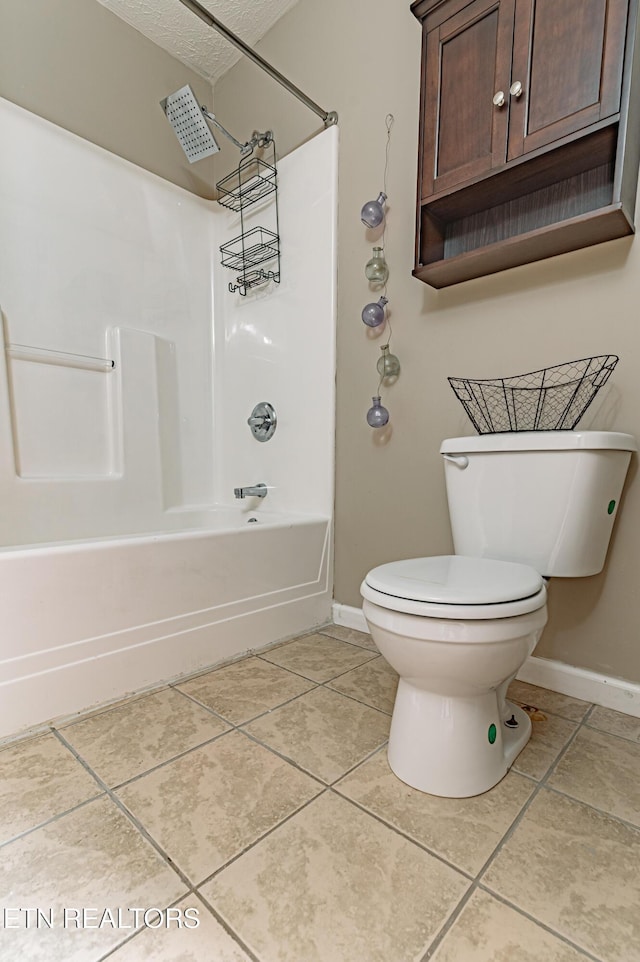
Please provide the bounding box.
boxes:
[1,624,639,962]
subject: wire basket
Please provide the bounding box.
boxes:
[448,355,619,434]
[216,157,277,213]
[219,227,280,273]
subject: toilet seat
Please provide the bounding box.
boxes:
[362,555,547,620]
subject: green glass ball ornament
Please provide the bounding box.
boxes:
[364,247,389,284]
[377,344,401,379]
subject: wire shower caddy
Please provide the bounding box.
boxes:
[217,139,280,296]
[448,355,619,434]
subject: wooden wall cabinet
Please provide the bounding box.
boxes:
[412,0,640,287]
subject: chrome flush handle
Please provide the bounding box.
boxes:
[442,454,469,469]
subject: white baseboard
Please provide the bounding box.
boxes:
[332,602,640,719]
[516,656,640,718]
[332,602,369,634]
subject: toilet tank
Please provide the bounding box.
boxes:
[441,431,636,577]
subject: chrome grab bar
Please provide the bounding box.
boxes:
[6,343,115,372]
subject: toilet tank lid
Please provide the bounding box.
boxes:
[441,431,637,454]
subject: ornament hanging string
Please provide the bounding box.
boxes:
[378,113,395,393]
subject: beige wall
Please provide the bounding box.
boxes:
[215,0,640,683]
[0,0,217,196]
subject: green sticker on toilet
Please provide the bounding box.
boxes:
[608,500,616,515]
[488,723,497,744]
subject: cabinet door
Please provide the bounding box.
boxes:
[507,0,629,160]
[422,0,516,198]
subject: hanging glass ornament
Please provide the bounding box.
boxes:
[361,296,388,328]
[366,395,390,428]
[377,344,401,378]
[360,192,387,228]
[364,247,389,284]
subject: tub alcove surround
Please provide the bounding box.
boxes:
[0,98,338,740]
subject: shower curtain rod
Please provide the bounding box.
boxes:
[176,0,338,127]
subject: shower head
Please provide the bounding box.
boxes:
[160,84,221,163]
[161,84,273,162]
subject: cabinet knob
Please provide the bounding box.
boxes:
[510,80,523,98]
[492,90,506,107]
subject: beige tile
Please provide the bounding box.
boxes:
[328,655,398,714]
[507,681,590,722]
[548,726,640,826]
[318,623,378,651]
[106,895,253,961]
[117,731,321,884]
[588,705,640,743]
[261,632,377,682]
[0,796,185,962]
[57,687,163,726]
[432,890,592,962]
[337,750,534,875]
[243,687,390,783]
[176,656,314,725]
[0,732,101,845]
[512,707,579,780]
[202,792,468,962]
[61,688,229,787]
[483,789,640,962]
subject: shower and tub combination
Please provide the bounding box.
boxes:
[0,58,338,739]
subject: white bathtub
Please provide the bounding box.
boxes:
[0,511,331,740]
[0,106,338,741]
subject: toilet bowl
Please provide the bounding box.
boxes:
[361,431,636,798]
[361,555,547,797]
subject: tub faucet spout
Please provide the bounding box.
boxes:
[234,483,268,499]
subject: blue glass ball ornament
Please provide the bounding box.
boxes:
[361,296,388,328]
[366,395,390,428]
[361,192,387,228]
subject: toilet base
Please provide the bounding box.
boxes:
[387,680,531,797]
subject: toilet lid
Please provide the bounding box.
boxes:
[364,556,543,605]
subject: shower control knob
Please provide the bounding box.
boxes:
[247,402,277,442]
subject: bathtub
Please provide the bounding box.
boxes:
[0,106,338,741]
[0,510,331,740]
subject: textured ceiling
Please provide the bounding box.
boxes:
[96,0,300,83]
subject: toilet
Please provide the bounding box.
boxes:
[361,431,636,798]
